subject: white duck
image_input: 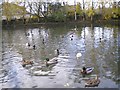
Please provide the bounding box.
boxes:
[76,53,82,59]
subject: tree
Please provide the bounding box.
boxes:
[27,0,47,22]
[112,1,119,19]
[85,0,94,21]
[2,2,27,22]
[87,8,94,19]
[82,0,85,21]
[76,2,82,18]
[47,2,66,22]
[2,2,12,21]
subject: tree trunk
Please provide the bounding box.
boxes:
[83,0,85,21]
[91,15,93,22]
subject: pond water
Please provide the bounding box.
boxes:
[1,23,120,88]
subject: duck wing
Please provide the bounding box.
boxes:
[86,67,94,74]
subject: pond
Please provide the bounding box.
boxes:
[1,23,119,88]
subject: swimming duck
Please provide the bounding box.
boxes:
[80,67,94,75]
[26,43,30,47]
[54,49,60,56]
[70,38,73,40]
[85,75,100,87]
[76,53,82,59]
[33,45,36,50]
[22,60,34,67]
[69,34,74,41]
[27,33,30,36]
[42,39,45,44]
[45,57,58,66]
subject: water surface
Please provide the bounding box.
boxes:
[1,24,119,88]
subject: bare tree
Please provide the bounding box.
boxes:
[27,0,48,22]
[74,0,77,21]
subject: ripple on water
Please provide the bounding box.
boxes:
[2,26,119,88]
[106,71,112,77]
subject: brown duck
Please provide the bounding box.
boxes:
[22,60,33,67]
[85,75,100,87]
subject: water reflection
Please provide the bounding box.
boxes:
[1,24,119,88]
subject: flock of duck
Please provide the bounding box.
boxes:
[22,33,100,87]
[80,67,100,87]
[21,49,100,87]
[76,52,100,87]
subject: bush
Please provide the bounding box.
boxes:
[47,12,66,22]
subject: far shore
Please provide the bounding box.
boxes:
[2,19,119,28]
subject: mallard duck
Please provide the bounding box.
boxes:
[80,67,94,75]
[54,49,59,56]
[70,37,73,40]
[33,45,36,50]
[22,60,34,67]
[45,57,58,66]
[42,39,45,44]
[27,33,30,36]
[26,43,30,47]
[76,53,82,59]
[85,75,100,87]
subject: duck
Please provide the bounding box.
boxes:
[76,53,82,59]
[45,57,58,66]
[54,49,60,56]
[42,39,45,44]
[27,33,30,36]
[85,75,100,87]
[99,38,102,42]
[70,38,73,40]
[80,67,94,75]
[33,45,36,50]
[22,60,34,67]
[26,43,30,47]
